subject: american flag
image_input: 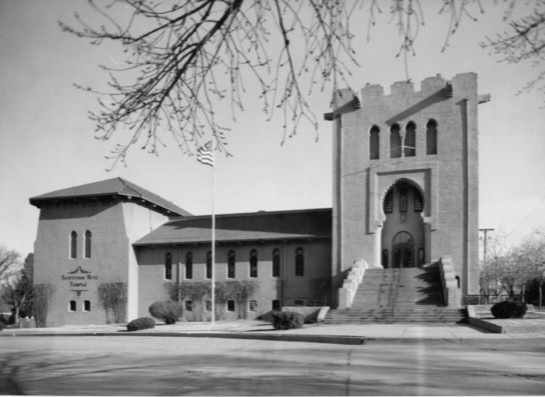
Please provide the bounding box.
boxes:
[197,141,214,167]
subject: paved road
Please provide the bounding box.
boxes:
[1,336,544,395]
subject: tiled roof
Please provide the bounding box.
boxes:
[29,177,191,217]
[134,208,332,246]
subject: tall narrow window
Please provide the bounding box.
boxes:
[272,248,281,277]
[369,125,380,160]
[69,300,77,312]
[295,248,304,276]
[390,124,402,158]
[70,231,77,259]
[404,121,416,157]
[185,252,193,279]
[399,186,408,213]
[164,252,173,280]
[249,249,258,278]
[426,119,438,155]
[414,190,424,212]
[384,189,394,214]
[227,250,236,279]
[272,300,281,311]
[83,300,91,312]
[227,300,235,312]
[206,251,212,279]
[84,230,92,258]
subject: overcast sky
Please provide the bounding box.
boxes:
[1,0,544,258]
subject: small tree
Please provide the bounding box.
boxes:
[97,283,127,324]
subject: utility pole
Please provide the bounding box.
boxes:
[479,228,494,265]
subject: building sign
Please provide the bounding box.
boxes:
[62,266,98,296]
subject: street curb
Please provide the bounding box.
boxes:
[0,331,365,345]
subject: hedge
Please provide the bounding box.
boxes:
[149,301,184,324]
[127,317,155,332]
[272,311,304,330]
[490,301,527,319]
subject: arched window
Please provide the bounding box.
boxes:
[185,252,193,279]
[414,189,424,212]
[164,252,173,280]
[70,231,77,259]
[227,250,236,279]
[249,249,258,278]
[84,230,92,258]
[390,124,402,158]
[272,248,281,277]
[383,189,394,214]
[369,125,380,160]
[404,121,416,157]
[206,251,212,279]
[426,119,438,155]
[295,247,304,276]
[399,185,408,213]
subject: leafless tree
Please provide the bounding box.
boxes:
[60,1,503,166]
[0,246,20,284]
[481,1,545,102]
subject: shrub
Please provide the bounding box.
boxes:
[0,321,4,331]
[149,301,184,324]
[126,317,155,332]
[272,311,304,330]
[491,301,527,319]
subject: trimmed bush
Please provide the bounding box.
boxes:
[127,317,155,332]
[149,301,184,324]
[272,311,304,330]
[491,301,527,319]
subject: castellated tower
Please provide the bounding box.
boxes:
[326,73,489,305]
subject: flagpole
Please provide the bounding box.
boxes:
[211,146,216,325]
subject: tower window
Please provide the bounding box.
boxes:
[272,248,281,277]
[227,250,236,279]
[84,230,92,258]
[369,125,380,160]
[70,231,77,259]
[295,247,304,276]
[185,252,193,279]
[399,186,408,213]
[426,119,438,155]
[404,121,416,157]
[390,124,402,158]
[249,249,258,278]
[164,252,173,281]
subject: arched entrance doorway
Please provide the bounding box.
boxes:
[380,180,426,268]
[392,231,414,268]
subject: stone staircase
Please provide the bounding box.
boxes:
[324,266,466,324]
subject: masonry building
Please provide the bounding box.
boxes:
[30,73,488,326]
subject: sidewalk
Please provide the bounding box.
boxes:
[3,320,545,345]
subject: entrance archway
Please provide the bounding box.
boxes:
[380,179,426,268]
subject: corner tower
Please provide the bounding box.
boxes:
[326,73,489,305]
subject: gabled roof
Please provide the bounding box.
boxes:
[134,208,332,246]
[29,177,191,217]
